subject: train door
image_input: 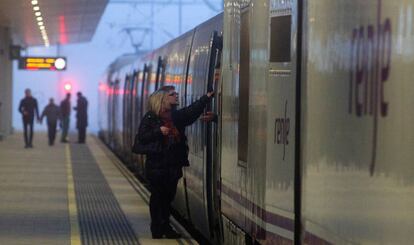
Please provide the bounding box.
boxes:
[128,71,138,157]
[221,1,303,244]
[111,79,120,148]
[134,66,148,177]
[206,30,223,243]
[263,1,301,244]
[131,70,142,172]
[122,74,130,159]
[114,78,120,152]
[155,56,166,88]
[181,17,222,241]
[123,73,136,166]
[141,64,150,115]
[107,78,114,146]
[220,5,253,244]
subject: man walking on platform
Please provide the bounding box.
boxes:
[60,93,71,143]
[74,92,88,143]
[18,89,40,148]
[40,98,61,146]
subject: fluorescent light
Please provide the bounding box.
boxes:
[32,2,48,48]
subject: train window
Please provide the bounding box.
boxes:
[161,58,167,85]
[141,64,149,114]
[269,15,291,62]
[156,56,167,87]
[238,9,250,165]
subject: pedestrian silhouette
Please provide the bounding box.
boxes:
[18,89,40,148]
[40,98,61,146]
[74,92,88,143]
[60,93,71,143]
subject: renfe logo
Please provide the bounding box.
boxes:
[349,0,392,176]
[274,100,290,161]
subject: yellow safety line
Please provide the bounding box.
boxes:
[65,144,82,245]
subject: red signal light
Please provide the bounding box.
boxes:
[64,82,72,92]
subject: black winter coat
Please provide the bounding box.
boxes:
[135,95,211,171]
[75,96,88,129]
[18,97,39,121]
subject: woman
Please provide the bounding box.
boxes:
[135,85,214,239]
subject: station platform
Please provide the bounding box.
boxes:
[0,132,197,245]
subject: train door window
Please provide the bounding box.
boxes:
[270,15,291,62]
[156,56,167,87]
[108,79,114,139]
[123,75,130,143]
[146,64,154,94]
[238,9,250,166]
[161,58,167,85]
[113,79,120,134]
[142,64,152,114]
[135,70,143,132]
[141,65,147,114]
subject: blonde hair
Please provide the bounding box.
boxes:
[148,85,175,116]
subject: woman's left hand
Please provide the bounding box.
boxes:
[200,111,217,122]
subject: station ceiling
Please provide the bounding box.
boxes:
[0,0,108,47]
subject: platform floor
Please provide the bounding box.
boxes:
[0,132,197,245]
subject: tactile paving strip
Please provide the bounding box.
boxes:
[70,143,139,245]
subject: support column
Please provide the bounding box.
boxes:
[0,27,13,140]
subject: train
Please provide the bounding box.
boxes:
[98,0,414,244]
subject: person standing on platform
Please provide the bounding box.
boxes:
[134,85,214,239]
[74,92,88,143]
[40,98,61,146]
[60,93,71,143]
[18,89,40,148]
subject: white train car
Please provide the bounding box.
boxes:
[99,0,414,244]
[302,0,414,244]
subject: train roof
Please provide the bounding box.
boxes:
[142,12,223,61]
[107,53,140,73]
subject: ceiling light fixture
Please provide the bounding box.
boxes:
[31,1,50,47]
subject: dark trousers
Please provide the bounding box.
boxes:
[147,169,180,235]
[23,118,34,146]
[61,117,69,142]
[78,127,86,143]
[47,121,57,145]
